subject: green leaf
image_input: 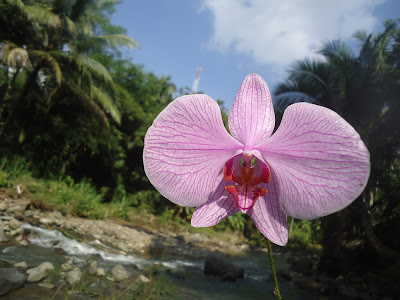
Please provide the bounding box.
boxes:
[25,5,61,28]
[75,54,113,85]
[96,34,139,49]
[92,85,121,124]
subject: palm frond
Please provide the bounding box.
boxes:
[62,15,76,37]
[29,50,62,87]
[274,92,316,113]
[51,52,113,86]
[319,40,355,62]
[72,34,139,52]
[92,85,121,124]
[375,20,397,56]
[25,5,62,28]
[274,80,301,95]
[75,54,113,85]
[64,79,110,128]
[289,59,328,87]
[353,30,370,44]
[96,34,138,49]
[6,47,31,68]
[4,0,25,13]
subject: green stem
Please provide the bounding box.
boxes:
[267,239,282,300]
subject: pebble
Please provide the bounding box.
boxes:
[111,265,130,281]
[14,261,28,269]
[39,282,55,289]
[19,240,28,246]
[67,268,82,285]
[39,218,54,226]
[24,210,35,217]
[96,268,105,276]
[66,257,75,265]
[0,203,7,211]
[27,262,54,282]
[61,263,73,271]
[136,275,150,283]
[0,229,10,242]
[87,261,98,275]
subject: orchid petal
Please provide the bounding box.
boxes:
[229,73,275,146]
[191,175,239,227]
[244,152,288,246]
[257,102,370,219]
[143,94,242,207]
[248,183,288,246]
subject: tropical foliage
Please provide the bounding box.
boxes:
[275,19,400,274]
[1,1,400,275]
[0,0,175,205]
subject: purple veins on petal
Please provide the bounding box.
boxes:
[143,73,370,247]
[257,102,370,220]
[143,94,242,207]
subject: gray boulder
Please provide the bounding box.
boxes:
[87,261,98,275]
[9,218,21,230]
[67,268,82,285]
[27,262,54,282]
[111,265,130,281]
[0,268,26,295]
[204,253,244,280]
[0,228,9,242]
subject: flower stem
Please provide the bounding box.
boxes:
[267,239,282,300]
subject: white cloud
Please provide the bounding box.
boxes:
[201,0,386,66]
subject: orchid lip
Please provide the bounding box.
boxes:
[224,154,270,212]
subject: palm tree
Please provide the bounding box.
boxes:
[274,20,400,272]
[0,0,138,132]
[275,20,397,129]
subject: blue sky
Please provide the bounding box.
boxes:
[112,0,399,108]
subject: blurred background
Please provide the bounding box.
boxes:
[0,1,399,299]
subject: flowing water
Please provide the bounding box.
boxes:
[0,224,312,299]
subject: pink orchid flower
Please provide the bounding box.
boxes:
[143,73,370,246]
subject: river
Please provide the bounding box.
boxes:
[0,223,314,299]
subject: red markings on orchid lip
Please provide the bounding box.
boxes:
[223,155,270,212]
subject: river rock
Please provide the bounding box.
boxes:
[137,274,150,283]
[9,218,21,230]
[39,217,55,226]
[0,228,9,242]
[204,253,244,280]
[96,268,105,276]
[67,268,82,285]
[39,282,55,289]
[0,268,26,295]
[14,261,28,270]
[61,263,73,271]
[111,265,130,281]
[88,261,98,275]
[0,202,7,211]
[13,211,25,220]
[19,240,28,246]
[7,201,29,213]
[188,233,209,243]
[27,262,54,282]
[24,210,35,217]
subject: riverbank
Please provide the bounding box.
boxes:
[0,188,396,299]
